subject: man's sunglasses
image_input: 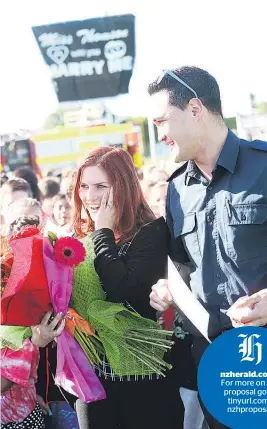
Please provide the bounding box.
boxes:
[156,69,198,99]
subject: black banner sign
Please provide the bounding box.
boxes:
[32,14,135,102]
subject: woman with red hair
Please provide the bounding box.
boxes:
[72,147,184,429]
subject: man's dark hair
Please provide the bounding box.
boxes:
[9,215,40,234]
[14,166,41,201]
[148,66,223,117]
[0,173,8,187]
[38,177,60,199]
[2,178,32,196]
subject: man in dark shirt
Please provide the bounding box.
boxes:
[148,66,267,429]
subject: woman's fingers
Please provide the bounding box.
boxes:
[100,190,109,208]
[107,187,114,207]
[54,319,66,336]
[48,312,63,330]
[41,310,53,326]
[31,311,65,347]
[149,290,170,312]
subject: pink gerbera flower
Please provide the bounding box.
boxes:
[53,237,86,266]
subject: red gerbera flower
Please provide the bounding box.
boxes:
[53,237,86,267]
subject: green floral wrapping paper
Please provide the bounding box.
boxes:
[71,235,173,376]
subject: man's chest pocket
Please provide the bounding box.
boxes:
[173,213,201,266]
[225,202,267,262]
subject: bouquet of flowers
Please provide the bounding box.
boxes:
[69,235,174,377]
[0,226,106,403]
[1,225,51,328]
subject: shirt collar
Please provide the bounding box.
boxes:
[167,129,240,184]
[185,129,240,182]
[216,129,240,174]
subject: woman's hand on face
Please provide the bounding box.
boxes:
[94,188,116,231]
[31,311,65,347]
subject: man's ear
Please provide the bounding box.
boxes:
[188,98,204,118]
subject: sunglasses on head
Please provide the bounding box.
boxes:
[156,69,198,99]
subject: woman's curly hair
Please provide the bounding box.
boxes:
[9,215,40,235]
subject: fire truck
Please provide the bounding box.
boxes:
[0,134,41,175]
[0,123,144,175]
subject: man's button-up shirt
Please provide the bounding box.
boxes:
[166,130,267,336]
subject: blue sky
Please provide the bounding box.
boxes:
[0,0,266,131]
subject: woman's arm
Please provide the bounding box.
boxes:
[92,218,168,303]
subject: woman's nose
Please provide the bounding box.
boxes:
[86,187,97,201]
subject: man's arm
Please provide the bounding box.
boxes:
[172,261,191,286]
[166,184,191,286]
[166,184,190,265]
[149,186,192,313]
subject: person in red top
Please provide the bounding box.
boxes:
[0,217,64,428]
[1,339,43,427]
